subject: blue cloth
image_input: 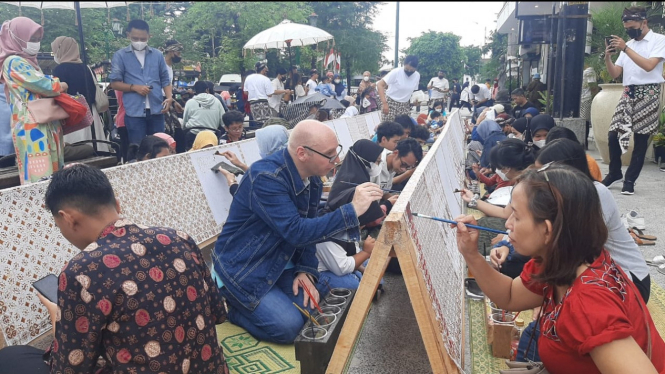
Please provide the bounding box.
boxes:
[516,320,541,362]
[316,270,362,296]
[221,268,311,343]
[480,131,507,168]
[235,87,245,112]
[109,46,171,118]
[476,120,502,143]
[315,83,335,98]
[124,110,165,145]
[494,240,515,261]
[471,127,482,142]
[0,83,13,156]
[213,147,361,311]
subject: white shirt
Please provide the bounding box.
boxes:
[268,78,285,110]
[473,83,492,103]
[306,79,318,96]
[316,241,359,275]
[134,49,149,109]
[461,86,472,102]
[378,149,396,190]
[428,77,449,99]
[615,30,665,86]
[383,67,421,103]
[163,64,173,97]
[244,73,274,101]
[580,67,597,101]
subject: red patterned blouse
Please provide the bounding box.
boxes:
[520,250,665,374]
[50,219,229,374]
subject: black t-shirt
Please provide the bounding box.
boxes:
[511,101,536,118]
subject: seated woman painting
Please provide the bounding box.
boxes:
[453,164,664,373]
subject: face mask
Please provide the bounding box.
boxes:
[626,27,643,40]
[171,55,182,63]
[534,139,546,148]
[23,41,40,55]
[363,98,371,108]
[54,56,60,64]
[495,169,509,181]
[405,70,415,77]
[334,79,341,84]
[281,76,287,82]
[132,41,148,51]
[435,108,442,112]
[508,133,516,139]
[368,162,381,178]
[438,75,444,79]
[363,76,370,82]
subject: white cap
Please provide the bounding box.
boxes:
[492,104,505,114]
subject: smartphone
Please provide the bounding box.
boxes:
[605,36,615,52]
[211,161,244,176]
[32,274,58,304]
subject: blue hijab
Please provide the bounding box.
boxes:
[476,120,503,144]
[256,125,288,158]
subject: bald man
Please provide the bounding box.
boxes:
[212,120,382,344]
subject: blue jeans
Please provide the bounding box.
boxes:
[124,109,165,145]
[516,320,541,362]
[221,268,310,344]
[316,270,362,296]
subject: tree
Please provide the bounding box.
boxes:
[307,2,388,90]
[462,45,482,79]
[402,31,465,88]
[481,30,508,82]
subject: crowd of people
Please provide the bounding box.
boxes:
[0,5,664,374]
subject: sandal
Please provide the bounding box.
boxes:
[646,255,665,267]
[630,231,656,246]
[629,227,657,241]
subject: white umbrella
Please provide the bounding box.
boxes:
[243,19,333,51]
[243,19,334,72]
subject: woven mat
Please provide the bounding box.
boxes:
[469,282,665,373]
[217,322,300,374]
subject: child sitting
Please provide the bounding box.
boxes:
[315,76,335,98]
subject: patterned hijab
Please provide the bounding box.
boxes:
[51,36,82,64]
[0,17,43,80]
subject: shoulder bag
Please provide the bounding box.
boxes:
[88,66,109,113]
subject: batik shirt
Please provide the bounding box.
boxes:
[50,219,229,374]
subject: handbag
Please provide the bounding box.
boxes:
[53,93,93,135]
[25,97,69,124]
[89,67,109,113]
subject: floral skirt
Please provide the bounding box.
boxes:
[381,96,411,122]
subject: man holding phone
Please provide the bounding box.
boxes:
[110,19,173,146]
[0,164,230,373]
[603,6,665,195]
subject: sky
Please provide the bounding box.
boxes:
[372,2,505,67]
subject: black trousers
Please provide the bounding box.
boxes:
[0,345,49,374]
[117,126,129,163]
[608,131,650,183]
[631,272,651,304]
[449,94,460,111]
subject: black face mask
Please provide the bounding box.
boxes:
[405,70,415,77]
[626,27,643,40]
[438,75,444,79]
[172,55,182,63]
[281,76,287,82]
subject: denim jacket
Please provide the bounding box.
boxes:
[213,148,360,310]
[109,46,171,117]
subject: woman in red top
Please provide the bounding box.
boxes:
[454,164,664,374]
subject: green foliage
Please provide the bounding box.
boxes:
[538,91,552,114]
[481,31,508,81]
[402,31,465,89]
[461,45,482,78]
[307,2,388,88]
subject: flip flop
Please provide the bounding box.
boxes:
[630,231,656,246]
[629,227,657,241]
[646,255,665,267]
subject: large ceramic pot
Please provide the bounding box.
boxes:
[591,83,634,165]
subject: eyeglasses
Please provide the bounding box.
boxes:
[303,145,343,163]
[227,127,243,133]
[399,157,417,171]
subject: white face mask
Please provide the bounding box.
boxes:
[362,98,371,108]
[53,56,60,64]
[23,41,40,55]
[363,76,370,82]
[334,79,341,84]
[534,139,546,148]
[495,169,509,181]
[368,162,381,178]
[132,41,148,51]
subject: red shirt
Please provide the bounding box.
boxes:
[520,250,665,374]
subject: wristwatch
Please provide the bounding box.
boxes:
[467,197,478,208]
